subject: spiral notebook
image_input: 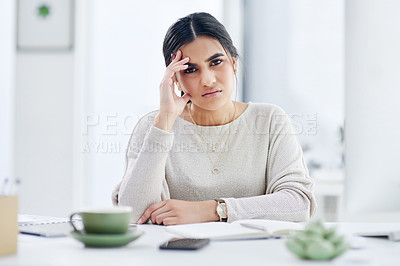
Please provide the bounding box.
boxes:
[18,214,76,237]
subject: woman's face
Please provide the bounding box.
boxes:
[175,36,237,111]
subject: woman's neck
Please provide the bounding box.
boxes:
[188,101,236,126]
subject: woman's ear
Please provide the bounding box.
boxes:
[232,57,238,74]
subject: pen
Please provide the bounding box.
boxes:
[9,178,21,195]
[1,178,9,195]
[240,223,268,232]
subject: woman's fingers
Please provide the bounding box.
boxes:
[137,201,166,224]
[170,49,188,64]
[139,200,211,225]
[161,56,188,81]
[153,210,176,225]
[160,63,188,90]
[166,63,189,78]
[156,49,191,120]
[162,217,178,226]
[159,50,189,94]
[169,50,188,69]
[168,51,189,71]
[138,200,177,225]
[170,49,181,63]
[150,203,172,224]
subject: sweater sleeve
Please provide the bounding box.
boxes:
[111,114,174,221]
[223,106,316,222]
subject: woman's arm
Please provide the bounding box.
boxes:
[111,117,174,222]
[112,50,192,222]
[224,107,316,222]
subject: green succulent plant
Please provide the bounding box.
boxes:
[38,5,50,18]
[286,220,349,260]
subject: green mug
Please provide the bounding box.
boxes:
[70,206,132,234]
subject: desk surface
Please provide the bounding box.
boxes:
[1,222,400,266]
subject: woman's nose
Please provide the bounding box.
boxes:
[200,69,216,87]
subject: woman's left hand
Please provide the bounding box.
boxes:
[137,199,219,225]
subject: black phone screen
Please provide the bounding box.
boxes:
[159,238,210,250]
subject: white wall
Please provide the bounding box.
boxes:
[342,0,400,222]
[243,0,345,169]
[0,0,16,189]
[223,0,244,102]
[15,53,74,216]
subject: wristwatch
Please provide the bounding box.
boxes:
[215,199,228,222]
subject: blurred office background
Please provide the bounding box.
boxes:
[0,0,398,220]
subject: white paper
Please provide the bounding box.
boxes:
[166,219,304,240]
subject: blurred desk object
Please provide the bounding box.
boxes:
[1,222,399,266]
[312,168,344,221]
[0,196,18,256]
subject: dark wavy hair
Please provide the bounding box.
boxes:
[162,12,239,67]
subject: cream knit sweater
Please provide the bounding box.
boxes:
[112,103,316,222]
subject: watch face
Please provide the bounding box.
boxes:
[217,204,227,218]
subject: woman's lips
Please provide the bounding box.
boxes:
[202,90,222,98]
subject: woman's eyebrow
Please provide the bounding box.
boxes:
[205,53,224,62]
[184,53,225,67]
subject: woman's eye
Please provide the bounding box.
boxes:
[184,67,197,74]
[211,59,222,66]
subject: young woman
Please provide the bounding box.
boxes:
[112,12,316,225]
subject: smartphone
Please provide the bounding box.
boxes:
[159,238,210,250]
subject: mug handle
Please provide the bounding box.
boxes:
[69,212,82,233]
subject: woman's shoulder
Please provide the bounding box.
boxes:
[139,110,158,122]
[244,102,292,133]
[130,110,158,134]
[246,102,287,116]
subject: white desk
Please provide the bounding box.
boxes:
[1,223,400,266]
